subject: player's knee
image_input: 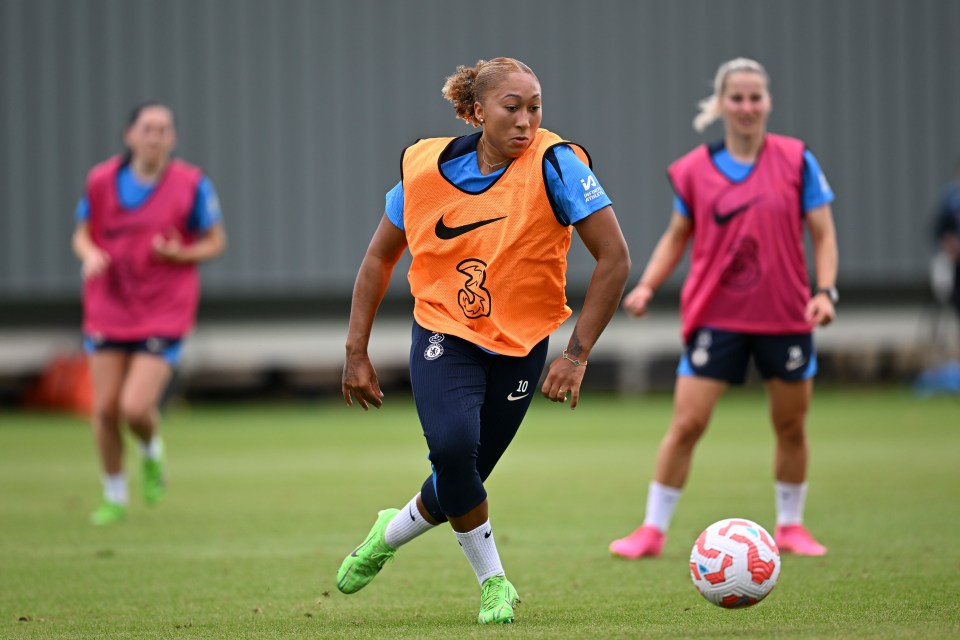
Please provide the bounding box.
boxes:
[91,400,120,427]
[119,400,154,428]
[669,414,709,446]
[429,439,478,471]
[774,418,807,445]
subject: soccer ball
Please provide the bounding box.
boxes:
[689,518,781,608]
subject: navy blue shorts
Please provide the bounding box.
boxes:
[409,321,548,521]
[84,335,184,366]
[677,327,816,385]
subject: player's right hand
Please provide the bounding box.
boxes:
[622,282,654,317]
[342,355,384,410]
[81,249,110,280]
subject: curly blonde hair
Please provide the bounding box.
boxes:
[442,57,537,127]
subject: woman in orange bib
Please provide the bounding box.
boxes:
[336,57,630,624]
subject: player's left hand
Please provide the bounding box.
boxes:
[805,295,836,327]
[541,354,588,409]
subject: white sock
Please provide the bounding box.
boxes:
[455,520,504,585]
[643,481,683,533]
[103,472,128,505]
[385,495,437,548]
[775,481,808,525]
[138,435,164,461]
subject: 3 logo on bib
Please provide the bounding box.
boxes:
[424,333,445,360]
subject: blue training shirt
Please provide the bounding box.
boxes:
[75,164,222,232]
[385,142,611,230]
[673,148,834,216]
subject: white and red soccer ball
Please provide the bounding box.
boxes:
[689,518,781,608]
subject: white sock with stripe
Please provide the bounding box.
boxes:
[455,520,504,585]
[385,495,437,548]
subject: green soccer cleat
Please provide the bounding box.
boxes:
[477,575,521,625]
[142,456,166,505]
[89,500,127,526]
[336,508,399,594]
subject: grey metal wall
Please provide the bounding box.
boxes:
[2,0,958,305]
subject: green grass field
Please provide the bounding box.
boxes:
[1,388,958,639]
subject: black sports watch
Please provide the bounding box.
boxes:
[816,287,839,304]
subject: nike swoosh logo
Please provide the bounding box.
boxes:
[713,198,760,225]
[409,505,416,522]
[506,392,530,401]
[435,214,506,240]
[785,359,805,371]
[483,529,492,539]
[350,536,374,558]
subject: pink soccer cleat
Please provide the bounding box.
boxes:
[609,525,666,559]
[775,524,827,556]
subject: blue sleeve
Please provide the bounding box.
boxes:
[75,196,90,222]
[673,195,690,217]
[940,184,960,219]
[385,180,404,230]
[543,144,612,225]
[936,185,960,238]
[802,150,835,213]
[188,176,223,232]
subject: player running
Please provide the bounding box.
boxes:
[337,57,630,624]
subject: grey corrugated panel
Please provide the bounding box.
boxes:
[1,0,958,303]
[2,0,28,293]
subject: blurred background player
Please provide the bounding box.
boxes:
[933,158,960,323]
[72,102,226,525]
[609,58,838,559]
[337,57,630,624]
